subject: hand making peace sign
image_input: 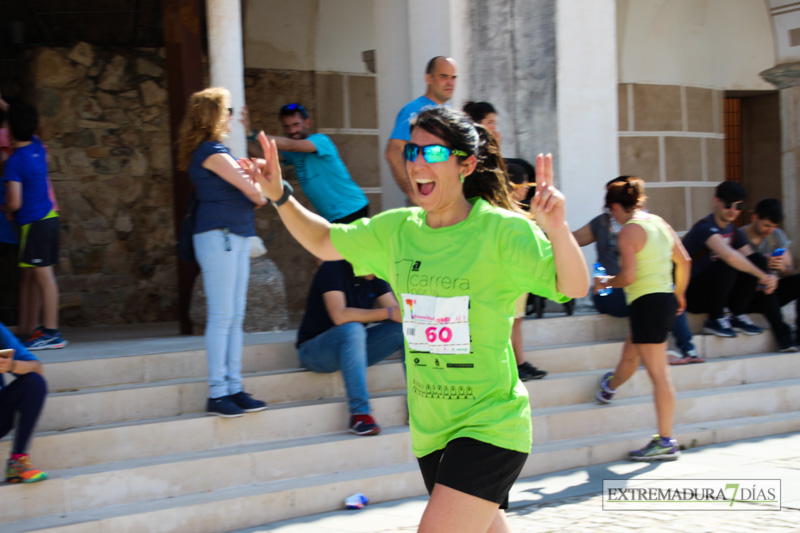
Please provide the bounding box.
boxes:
[529,153,568,233]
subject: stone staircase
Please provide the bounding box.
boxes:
[3,312,800,532]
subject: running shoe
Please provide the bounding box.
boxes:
[595,371,616,404]
[24,332,67,350]
[20,326,44,344]
[6,455,48,483]
[729,314,763,335]
[206,396,245,418]
[778,337,800,353]
[349,414,381,436]
[703,316,736,338]
[229,391,267,412]
[518,362,548,381]
[669,349,705,365]
[667,350,691,365]
[629,435,680,462]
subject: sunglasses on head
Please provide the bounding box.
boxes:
[280,103,309,119]
[403,143,469,164]
[724,200,744,210]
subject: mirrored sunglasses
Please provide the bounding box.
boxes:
[404,143,469,164]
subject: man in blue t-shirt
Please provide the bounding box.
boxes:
[0,321,48,483]
[260,104,368,224]
[296,260,403,436]
[2,102,66,350]
[682,181,777,338]
[384,56,458,201]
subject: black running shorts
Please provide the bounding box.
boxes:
[629,292,678,344]
[417,437,528,509]
[19,215,60,268]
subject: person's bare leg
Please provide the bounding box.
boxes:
[32,266,59,330]
[486,509,513,533]
[418,483,501,533]
[511,317,525,365]
[17,268,38,335]
[638,341,675,437]
[608,335,639,390]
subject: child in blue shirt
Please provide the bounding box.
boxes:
[2,102,66,349]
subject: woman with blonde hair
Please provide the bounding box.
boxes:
[177,87,267,418]
[594,177,691,461]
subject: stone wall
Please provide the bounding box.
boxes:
[14,43,380,328]
[28,43,176,326]
[618,83,725,232]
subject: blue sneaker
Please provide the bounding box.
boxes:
[595,371,616,404]
[230,391,267,412]
[206,396,244,418]
[728,314,763,335]
[24,332,67,350]
[629,435,680,462]
[703,316,736,338]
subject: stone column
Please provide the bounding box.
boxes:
[206,0,246,158]
[761,63,800,249]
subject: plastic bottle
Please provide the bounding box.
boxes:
[594,262,612,296]
[345,493,369,509]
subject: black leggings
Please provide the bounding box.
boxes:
[0,372,48,454]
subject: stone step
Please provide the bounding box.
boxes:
[0,394,408,471]
[0,427,414,524]
[32,362,405,432]
[8,410,800,533]
[33,340,796,435]
[5,350,797,472]
[532,378,800,441]
[0,463,425,533]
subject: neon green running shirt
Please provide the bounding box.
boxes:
[330,198,568,457]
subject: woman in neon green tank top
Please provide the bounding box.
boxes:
[593,177,691,462]
[245,106,589,533]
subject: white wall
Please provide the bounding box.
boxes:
[617,0,774,89]
[244,0,374,73]
[557,0,619,239]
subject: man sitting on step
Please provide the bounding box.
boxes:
[682,181,778,338]
[296,260,404,436]
[742,198,800,352]
[0,321,48,483]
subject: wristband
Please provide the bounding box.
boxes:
[387,307,393,321]
[270,180,294,208]
[248,129,259,142]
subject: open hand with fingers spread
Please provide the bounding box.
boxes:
[529,153,567,233]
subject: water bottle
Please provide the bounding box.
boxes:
[345,493,369,509]
[594,262,612,296]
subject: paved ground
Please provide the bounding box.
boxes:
[239,432,800,532]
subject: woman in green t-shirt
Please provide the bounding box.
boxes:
[245,106,588,533]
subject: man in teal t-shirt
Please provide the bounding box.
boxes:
[265,104,368,224]
[330,198,567,458]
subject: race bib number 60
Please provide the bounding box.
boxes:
[401,294,470,354]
